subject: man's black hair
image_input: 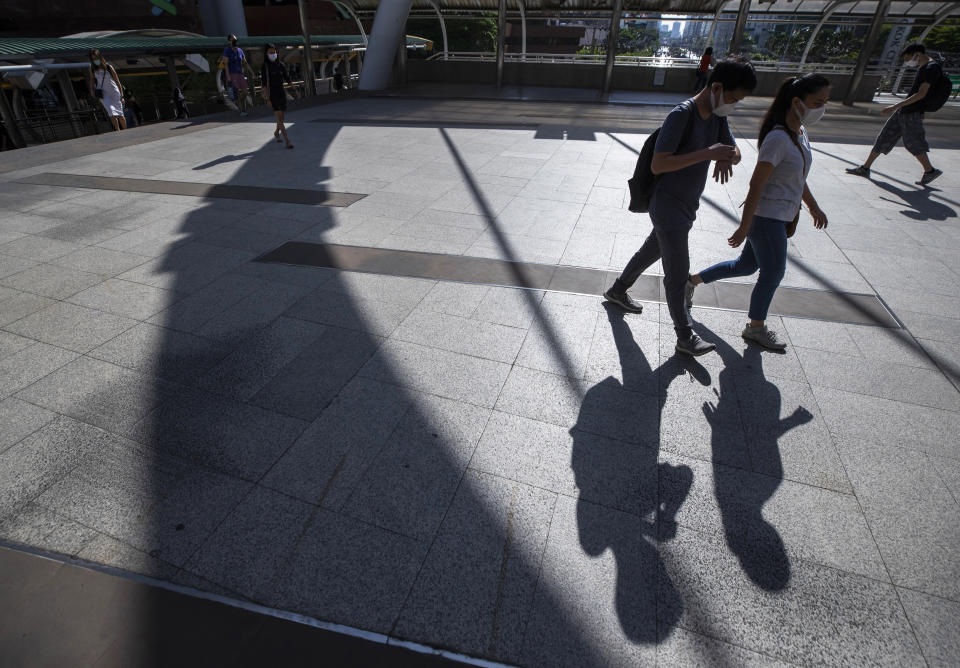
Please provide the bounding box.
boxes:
[708,56,758,91]
[901,43,926,58]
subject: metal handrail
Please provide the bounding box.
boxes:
[426,51,895,76]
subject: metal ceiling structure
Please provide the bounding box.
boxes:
[351,0,959,18]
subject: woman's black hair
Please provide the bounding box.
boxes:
[264,42,277,52]
[704,47,713,56]
[758,73,830,147]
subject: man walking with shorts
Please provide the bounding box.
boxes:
[846,44,943,186]
[220,34,255,116]
[604,58,758,356]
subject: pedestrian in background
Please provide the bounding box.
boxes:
[846,44,944,186]
[261,43,296,148]
[219,34,255,116]
[687,74,831,351]
[124,90,144,126]
[694,47,713,93]
[88,49,126,131]
[172,87,189,120]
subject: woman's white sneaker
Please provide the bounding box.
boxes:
[742,324,787,351]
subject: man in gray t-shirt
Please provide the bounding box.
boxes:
[605,59,757,357]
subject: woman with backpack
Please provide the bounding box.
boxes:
[260,43,296,149]
[87,49,126,131]
[685,74,831,351]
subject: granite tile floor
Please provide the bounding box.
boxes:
[0,95,958,667]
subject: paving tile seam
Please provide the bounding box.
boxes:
[800,365,960,414]
[0,541,513,668]
[797,365,911,631]
[659,624,808,668]
[789,340,947,376]
[386,410,503,639]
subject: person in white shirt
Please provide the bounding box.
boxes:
[686,73,831,350]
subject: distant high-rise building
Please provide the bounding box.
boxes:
[671,21,681,39]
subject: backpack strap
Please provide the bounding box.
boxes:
[679,99,697,148]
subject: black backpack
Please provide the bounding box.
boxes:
[925,63,951,112]
[627,101,698,213]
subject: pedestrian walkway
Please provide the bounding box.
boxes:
[0,93,958,666]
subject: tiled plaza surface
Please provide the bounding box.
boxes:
[0,92,958,666]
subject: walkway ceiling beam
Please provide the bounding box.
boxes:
[730,0,752,53]
[297,0,318,96]
[601,0,624,98]
[426,0,449,59]
[917,1,960,41]
[333,1,368,46]
[799,0,856,66]
[496,0,506,89]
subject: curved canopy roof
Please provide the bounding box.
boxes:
[357,0,958,18]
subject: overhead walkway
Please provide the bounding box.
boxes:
[0,91,958,668]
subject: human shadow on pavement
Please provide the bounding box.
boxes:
[697,323,811,591]
[126,121,652,667]
[871,179,957,222]
[569,305,701,643]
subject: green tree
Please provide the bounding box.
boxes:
[617,25,659,54]
[406,15,498,53]
[926,20,960,53]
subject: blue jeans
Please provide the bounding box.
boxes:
[698,215,788,321]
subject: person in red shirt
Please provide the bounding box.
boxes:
[694,47,713,93]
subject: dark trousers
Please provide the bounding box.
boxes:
[614,224,693,339]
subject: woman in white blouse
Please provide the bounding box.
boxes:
[686,73,831,350]
[88,49,126,131]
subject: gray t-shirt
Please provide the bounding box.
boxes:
[650,100,736,227]
[755,125,812,222]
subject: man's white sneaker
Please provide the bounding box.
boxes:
[742,324,787,351]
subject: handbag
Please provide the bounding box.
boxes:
[94,70,106,99]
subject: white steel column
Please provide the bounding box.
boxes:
[358,0,413,90]
[518,0,527,61]
[843,0,892,105]
[426,0,449,59]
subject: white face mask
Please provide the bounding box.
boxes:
[710,85,738,117]
[904,58,920,68]
[796,101,825,125]
[268,53,278,62]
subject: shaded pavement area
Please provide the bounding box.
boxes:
[0,93,958,666]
